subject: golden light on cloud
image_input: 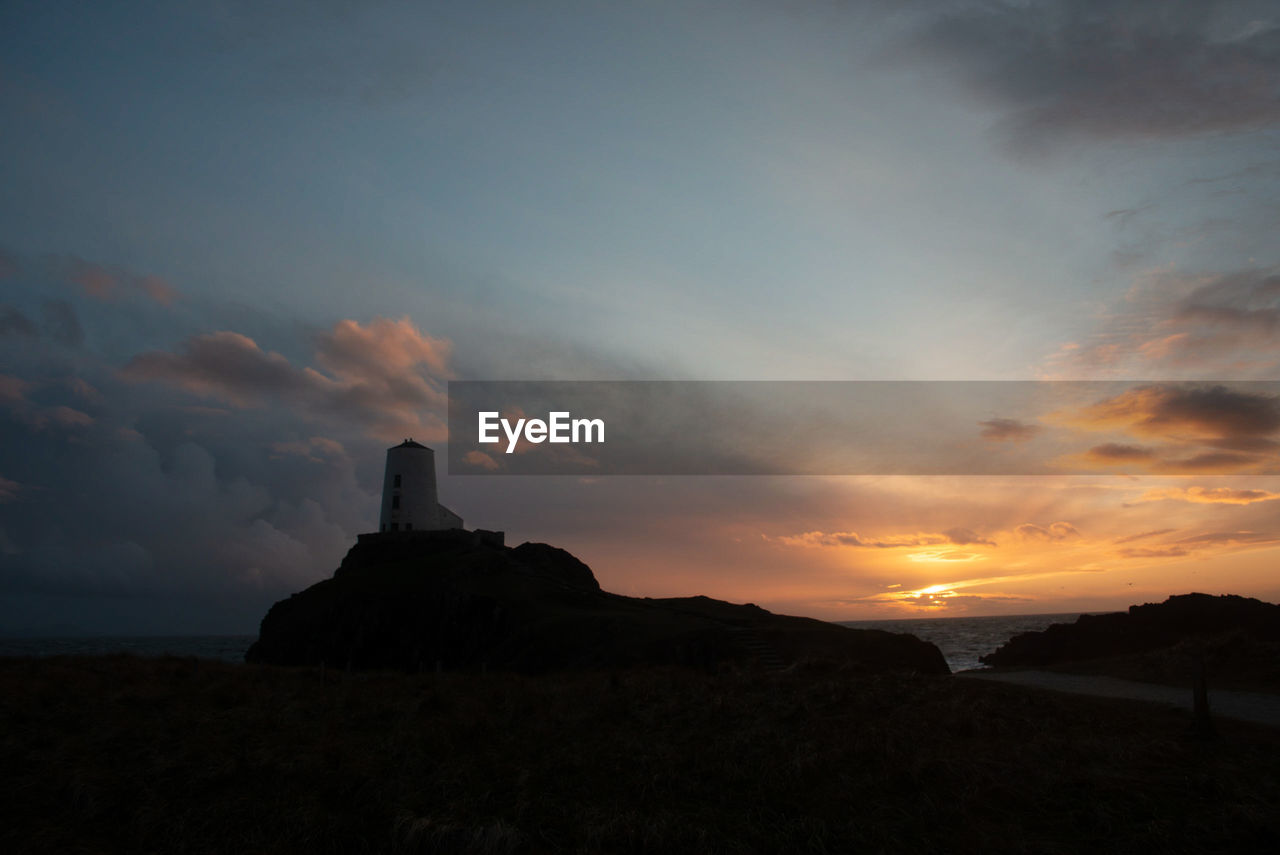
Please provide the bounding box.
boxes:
[906,551,984,562]
[742,473,1280,620]
[1137,486,1280,505]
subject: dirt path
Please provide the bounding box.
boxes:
[958,669,1280,728]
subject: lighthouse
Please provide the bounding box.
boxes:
[378,439,463,532]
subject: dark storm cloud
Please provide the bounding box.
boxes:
[0,352,383,630]
[0,291,437,631]
[906,0,1280,152]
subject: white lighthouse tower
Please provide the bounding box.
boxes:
[378,439,463,532]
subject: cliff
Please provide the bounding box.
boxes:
[980,593,1280,689]
[246,531,949,675]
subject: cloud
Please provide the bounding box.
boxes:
[1139,486,1280,504]
[0,475,18,502]
[41,300,84,347]
[941,526,998,546]
[773,527,995,548]
[1046,268,1280,378]
[0,375,92,431]
[270,436,347,463]
[122,317,452,441]
[1053,383,1280,473]
[314,316,452,382]
[979,417,1042,441]
[123,331,305,404]
[1176,530,1279,547]
[0,375,28,403]
[67,258,180,305]
[1118,545,1190,559]
[1084,442,1156,463]
[1067,384,1280,439]
[136,276,180,306]
[906,0,1280,154]
[1113,528,1177,544]
[1153,451,1264,473]
[1015,521,1080,541]
[46,406,93,428]
[462,450,500,471]
[1117,527,1280,558]
[0,306,35,336]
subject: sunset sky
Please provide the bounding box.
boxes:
[2,0,1279,634]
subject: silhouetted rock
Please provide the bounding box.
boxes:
[981,593,1280,677]
[247,532,948,675]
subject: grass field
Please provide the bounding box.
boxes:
[3,655,1278,853]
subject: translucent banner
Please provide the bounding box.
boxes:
[447,381,1280,475]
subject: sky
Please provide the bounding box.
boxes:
[2,0,1279,634]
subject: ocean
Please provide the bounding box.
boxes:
[841,612,1097,672]
[0,613,1094,672]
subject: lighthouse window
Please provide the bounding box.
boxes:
[394,474,401,488]
[392,495,400,510]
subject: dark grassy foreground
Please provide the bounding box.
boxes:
[2,656,1279,854]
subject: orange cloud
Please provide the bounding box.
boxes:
[1116,529,1280,559]
[315,316,451,380]
[47,406,93,427]
[1015,521,1079,541]
[0,374,28,402]
[772,527,996,548]
[137,275,179,306]
[0,475,18,502]
[67,259,181,305]
[463,450,500,471]
[123,317,452,441]
[1113,528,1177,544]
[71,261,117,299]
[1138,486,1280,505]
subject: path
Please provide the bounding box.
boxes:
[958,669,1280,728]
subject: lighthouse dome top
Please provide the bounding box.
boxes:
[394,438,430,450]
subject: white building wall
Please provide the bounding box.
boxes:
[379,441,442,531]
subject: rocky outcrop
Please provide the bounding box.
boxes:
[981,593,1280,676]
[247,532,948,675]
